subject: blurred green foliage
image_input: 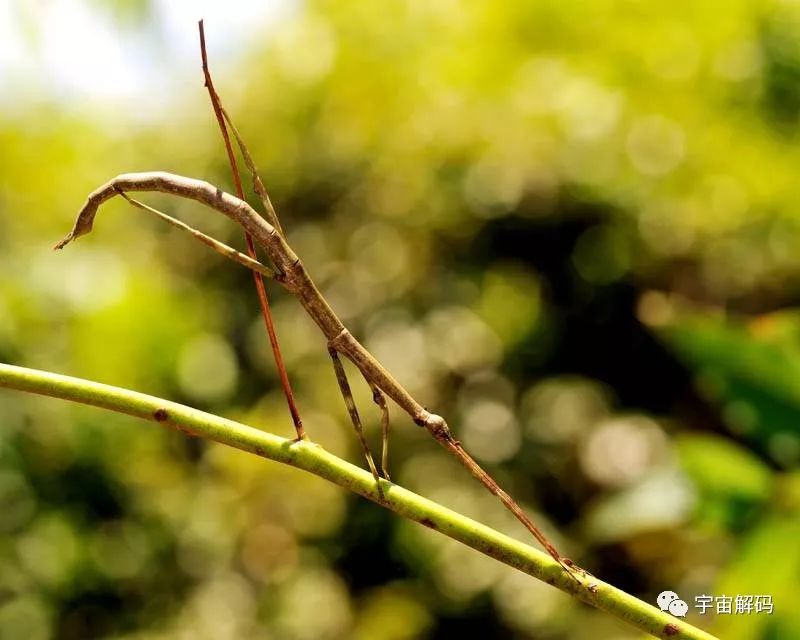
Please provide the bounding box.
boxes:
[1,0,800,638]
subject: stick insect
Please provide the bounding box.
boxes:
[54,28,579,581]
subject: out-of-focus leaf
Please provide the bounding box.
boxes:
[657,308,800,467]
[709,498,800,639]
[677,434,773,502]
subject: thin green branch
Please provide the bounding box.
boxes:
[0,362,717,640]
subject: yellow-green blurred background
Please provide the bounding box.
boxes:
[1,1,799,638]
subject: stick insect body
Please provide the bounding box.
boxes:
[55,169,577,578]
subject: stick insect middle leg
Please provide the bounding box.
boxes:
[367,381,390,482]
[328,346,385,498]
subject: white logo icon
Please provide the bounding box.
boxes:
[657,591,679,611]
[669,599,689,617]
[658,591,688,617]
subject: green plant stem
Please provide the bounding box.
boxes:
[0,362,717,640]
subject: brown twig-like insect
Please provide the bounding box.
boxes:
[54,28,578,580]
[55,171,576,577]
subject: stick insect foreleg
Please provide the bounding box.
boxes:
[117,192,278,278]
